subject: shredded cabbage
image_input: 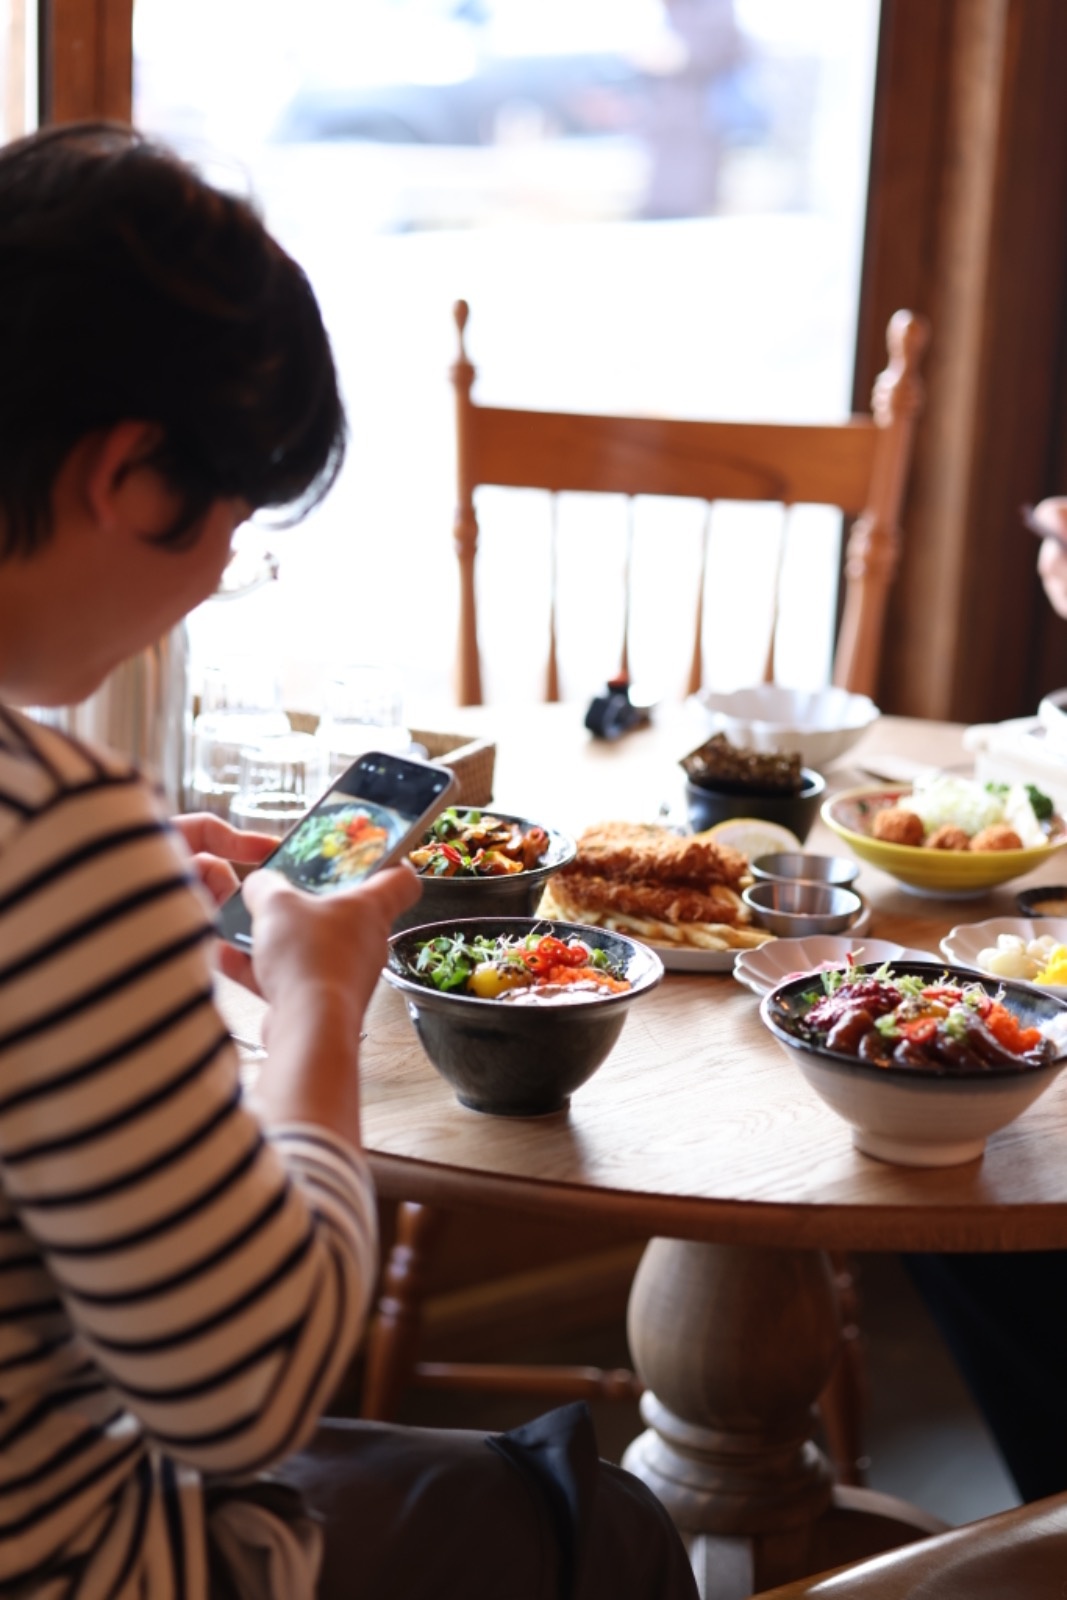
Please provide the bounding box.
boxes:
[899,776,1045,845]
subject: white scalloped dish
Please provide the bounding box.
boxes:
[940,916,1067,998]
[734,935,935,997]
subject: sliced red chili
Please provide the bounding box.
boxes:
[897,1017,939,1044]
[536,935,572,962]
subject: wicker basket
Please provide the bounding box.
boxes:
[287,712,495,807]
[410,729,496,807]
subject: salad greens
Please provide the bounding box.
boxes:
[405,928,623,997]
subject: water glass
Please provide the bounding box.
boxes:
[229,732,329,837]
[186,664,290,817]
[317,664,414,779]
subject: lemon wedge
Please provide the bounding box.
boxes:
[695,817,803,862]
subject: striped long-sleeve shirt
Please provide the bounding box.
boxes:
[0,706,378,1597]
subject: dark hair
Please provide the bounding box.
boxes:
[0,122,346,557]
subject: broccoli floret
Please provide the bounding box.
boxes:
[1026,783,1054,822]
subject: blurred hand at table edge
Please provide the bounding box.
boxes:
[172,811,277,906]
[1033,497,1067,618]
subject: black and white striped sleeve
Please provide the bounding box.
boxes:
[0,741,378,1477]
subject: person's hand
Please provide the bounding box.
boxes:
[172,812,277,906]
[1033,498,1067,619]
[241,864,423,1034]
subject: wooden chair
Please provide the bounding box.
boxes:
[360,303,930,1486]
[752,1490,1067,1599]
[450,297,928,706]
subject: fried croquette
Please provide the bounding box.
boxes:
[969,824,1023,851]
[871,806,925,846]
[925,824,971,851]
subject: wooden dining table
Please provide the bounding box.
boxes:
[222,705,1067,1600]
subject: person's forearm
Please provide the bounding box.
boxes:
[252,980,366,1149]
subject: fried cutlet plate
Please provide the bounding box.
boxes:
[642,897,873,974]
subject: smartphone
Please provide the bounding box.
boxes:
[216,749,458,950]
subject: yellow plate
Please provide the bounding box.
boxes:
[822,786,1067,898]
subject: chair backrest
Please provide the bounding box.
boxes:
[450,300,929,707]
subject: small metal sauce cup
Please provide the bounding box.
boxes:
[742,879,863,937]
[749,851,860,888]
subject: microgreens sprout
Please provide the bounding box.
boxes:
[944,1007,971,1040]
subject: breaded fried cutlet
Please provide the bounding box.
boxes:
[560,821,746,889]
[553,871,749,928]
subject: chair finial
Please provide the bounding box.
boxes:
[874,310,930,426]
[453,299,470,360]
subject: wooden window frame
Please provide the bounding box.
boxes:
[855,0,1067,721]
[39,0,131,125]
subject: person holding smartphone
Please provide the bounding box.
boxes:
[0,124,697,1599]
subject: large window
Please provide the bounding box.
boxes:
[134,0,878,712]
[0,0,34,139]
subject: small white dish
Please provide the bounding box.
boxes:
[940,916,1067,996]
[734,936,935,998]
[653,944,740,974]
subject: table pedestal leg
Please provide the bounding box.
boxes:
[621,1240,944,1600]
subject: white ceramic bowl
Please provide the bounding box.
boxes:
[734,936,935,997]
[689,685,880,769]
[759,960,1067,1167]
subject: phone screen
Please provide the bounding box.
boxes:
[217,750,456,948]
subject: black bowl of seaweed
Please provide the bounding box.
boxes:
[681,733,826,841]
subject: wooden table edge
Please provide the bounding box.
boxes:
[367,1153,1067,1253]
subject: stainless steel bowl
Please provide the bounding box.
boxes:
[742,879,862,937]
[749,851,860,888]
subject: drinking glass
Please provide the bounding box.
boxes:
[186,664,290,817]
[229,732,329,837]
[317,664,415,780]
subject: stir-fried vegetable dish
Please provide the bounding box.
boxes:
[408,809,550,878]
[403,930,631,1002]
[795,964,1055,1073]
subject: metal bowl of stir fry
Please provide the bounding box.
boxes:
[394,808,576,933]
[384,917,664,1115]
[759,960,1067,1167]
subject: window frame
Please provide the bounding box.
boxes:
[855,0,1067,721]
[40,0,131,124]
[41,0,1067,722]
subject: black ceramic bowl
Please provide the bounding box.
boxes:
[1016,885,1067,919]
[394,811,577,933]
[384,917,664,1116]
[684,768,826,841]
